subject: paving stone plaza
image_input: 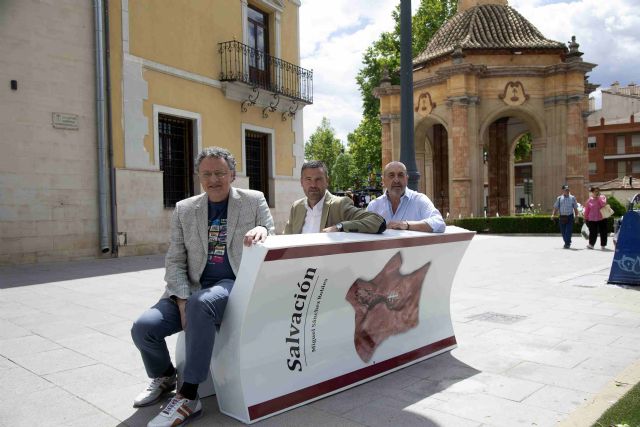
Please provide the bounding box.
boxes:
[2,234,639,426]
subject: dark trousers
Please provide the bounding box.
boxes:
[131,279,234,384]
[587,219,608,247]
[559,214,574,246]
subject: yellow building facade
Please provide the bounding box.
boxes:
[109,0,311,256]
[0,0,310,264]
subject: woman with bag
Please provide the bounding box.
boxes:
[583,186,609,249]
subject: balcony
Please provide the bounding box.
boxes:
[603,146,640,158]
[218,40,313,114]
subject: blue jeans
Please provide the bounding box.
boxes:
[559,214,574,246]
[131,279,234,384]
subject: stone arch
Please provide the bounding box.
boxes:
[479,107,545,140]
[478,108,544,216]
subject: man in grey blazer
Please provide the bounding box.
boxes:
[284,160,385,234]
[131,147,274,427]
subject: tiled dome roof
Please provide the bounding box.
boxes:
[414,4,566,65]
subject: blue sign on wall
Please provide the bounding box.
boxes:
[608,211,640,286]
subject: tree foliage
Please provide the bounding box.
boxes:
[332,152,356,191]
[607,195,626,217]
[347,116,382,183]
[348,0,457,183]
[514,132,532,162]
[304,117,343,188]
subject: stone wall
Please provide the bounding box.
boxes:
[0,1,102,264]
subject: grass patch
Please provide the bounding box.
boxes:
[594,381,640,427]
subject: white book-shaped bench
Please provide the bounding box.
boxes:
[176,226,474,423]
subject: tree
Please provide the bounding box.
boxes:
[347,115,382,181]
[332,152,356,191]
[349,0,457,183]
[304,117,343,188]
[514,132,532,162]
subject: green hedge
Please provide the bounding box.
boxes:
[447,215,614,234]
[607,195,627,217]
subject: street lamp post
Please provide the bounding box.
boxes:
[400,0,420,190]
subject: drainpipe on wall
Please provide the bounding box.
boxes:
[104,0,118,256]
[94,0,111,254]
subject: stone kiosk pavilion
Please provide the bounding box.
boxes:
[375,0,596,216]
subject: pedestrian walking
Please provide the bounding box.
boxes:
[550,185,579,249]
[583,186,608,249]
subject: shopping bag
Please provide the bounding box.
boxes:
[581,223,589,240]
[600,204,614,219]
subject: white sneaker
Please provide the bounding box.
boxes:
[147,394,202,427]
[133,374,177,407]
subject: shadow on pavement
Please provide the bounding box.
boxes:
[120,352,479,427]
[611,284,640,291]
[119,398,173,427]
[0,254,164,289]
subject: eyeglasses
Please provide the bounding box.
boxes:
[198,171,228,180]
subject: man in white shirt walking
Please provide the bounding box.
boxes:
[551,184,579,249]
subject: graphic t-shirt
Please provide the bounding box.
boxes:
[200,199,235,288]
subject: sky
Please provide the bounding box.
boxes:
[299,0,640,144]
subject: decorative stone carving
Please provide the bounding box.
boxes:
[414,92,436,116]
[499,81,529,106]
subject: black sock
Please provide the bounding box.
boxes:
[162,364,176,378]
[179,382,198,400]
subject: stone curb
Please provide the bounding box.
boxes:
[559,359,640,426]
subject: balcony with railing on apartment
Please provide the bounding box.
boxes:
[603,144,640,158]
[218,40,313,119]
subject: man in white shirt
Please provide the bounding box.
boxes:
[367,161,445,233]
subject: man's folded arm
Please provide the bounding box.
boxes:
[340,198,386,234]
[416,195,445,233]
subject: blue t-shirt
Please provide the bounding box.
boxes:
[200,199,235,287]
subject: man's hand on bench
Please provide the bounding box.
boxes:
[244,226,269,247]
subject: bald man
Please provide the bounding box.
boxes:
[367,161,445,233]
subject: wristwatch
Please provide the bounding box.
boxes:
[336,222,344,232]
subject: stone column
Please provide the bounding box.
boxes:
[374,84,400,169]
[543,98,568,211]
[487,118,510,216]
[380,114,394,168]
[447,97,474,217]
[531,137,547,212]
[566,96,588,202]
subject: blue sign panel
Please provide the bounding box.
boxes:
[608,211,640,285]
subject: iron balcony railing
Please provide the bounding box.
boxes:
[219,40,313,104]
[603,146,640,156]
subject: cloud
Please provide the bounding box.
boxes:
[300,0,409,144]
[300,0,640,144]
[510,0,640,88]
